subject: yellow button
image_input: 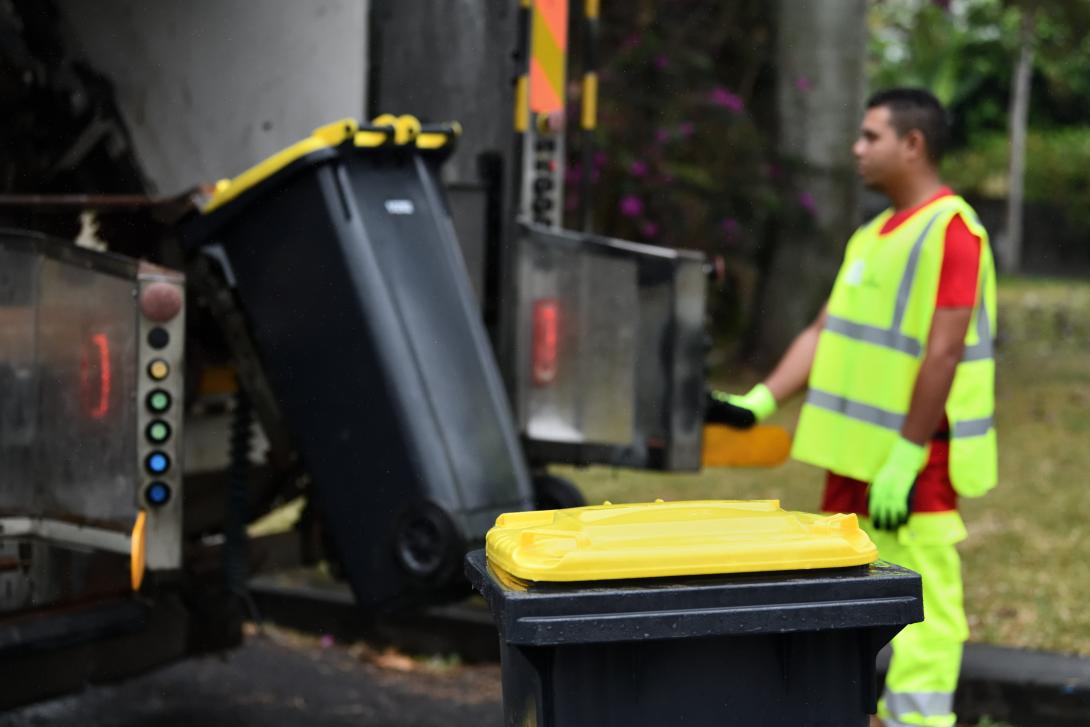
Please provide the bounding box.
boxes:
[148,359,170,381]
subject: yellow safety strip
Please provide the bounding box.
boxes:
[585,0,600,19]
[581,71,598,130]
[515,75,530,132]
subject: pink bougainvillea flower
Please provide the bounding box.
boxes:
[619,195,644,217]
[593,151,608,168]
[565,165,582,185]
[721,217,739,239]
[709,86,745,113]
[641,221,660,238]
[655,128,672,144]
[678,121,695,137]
[630,160,649,177]
[798,191,817,216]
[794,76,813,93]
[654,54,670,71]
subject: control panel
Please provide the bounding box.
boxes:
[135,264,185,571]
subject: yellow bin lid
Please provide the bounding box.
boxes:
[486,499,878,583]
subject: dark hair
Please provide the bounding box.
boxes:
[866,88,950,164]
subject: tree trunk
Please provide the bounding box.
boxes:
[749,0,867,366]
[1002,9,1035,274]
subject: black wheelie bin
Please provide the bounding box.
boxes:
[467,499,923,726]
[185,117,534,609]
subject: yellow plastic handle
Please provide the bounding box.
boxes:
[131,510,147,591]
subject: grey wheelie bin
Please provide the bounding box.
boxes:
[184,117,534,609]
[467,499,923,726]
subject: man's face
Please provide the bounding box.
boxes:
[852,106,906,190]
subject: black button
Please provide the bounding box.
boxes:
[147,327,170,349]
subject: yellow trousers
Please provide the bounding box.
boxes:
[864,514,969,727]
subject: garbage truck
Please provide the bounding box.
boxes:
[0,0,726,707]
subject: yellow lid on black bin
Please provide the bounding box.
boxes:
[203,115,461,214]
[485,499,878,583]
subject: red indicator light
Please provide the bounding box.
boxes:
[532,299,559,386]
[140,282,183,322]
[79,333,112,419]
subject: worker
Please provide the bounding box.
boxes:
[712,88,996,727]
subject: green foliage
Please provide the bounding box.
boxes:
[868,0,1025,145]
[867,0,1090,138]
[944,127,1090,224]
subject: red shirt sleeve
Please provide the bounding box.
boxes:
[935,213,981,308]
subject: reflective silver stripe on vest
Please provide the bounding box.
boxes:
[824,211,943,357]
[806,388,905,431]
[884,690,955,719]
[826,206,995,368]
[892,212,943,330]
[952,415,993,438]
[961,274,993,363]
[809,388,993,439]
[824,316,923,357]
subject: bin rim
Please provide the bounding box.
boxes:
[465,549,923,646]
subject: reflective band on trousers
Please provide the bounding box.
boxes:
[806,388,993,439]
[822,209,993,364]
[885,691,954,719]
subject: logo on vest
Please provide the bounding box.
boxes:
[845,260,865,286]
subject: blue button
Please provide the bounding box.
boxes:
[145,481,172,506]
[145,452,171,474]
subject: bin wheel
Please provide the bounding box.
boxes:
[393,502,460,580]
[532,474,586,510]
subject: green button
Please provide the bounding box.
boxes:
[147,421,171,443]
[147,390,171,413]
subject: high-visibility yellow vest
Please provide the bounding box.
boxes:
[792,194,997,499]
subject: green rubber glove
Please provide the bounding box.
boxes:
[868,437,928,532]
[708,384,778,428]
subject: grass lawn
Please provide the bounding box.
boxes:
[558,276,1090,657]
